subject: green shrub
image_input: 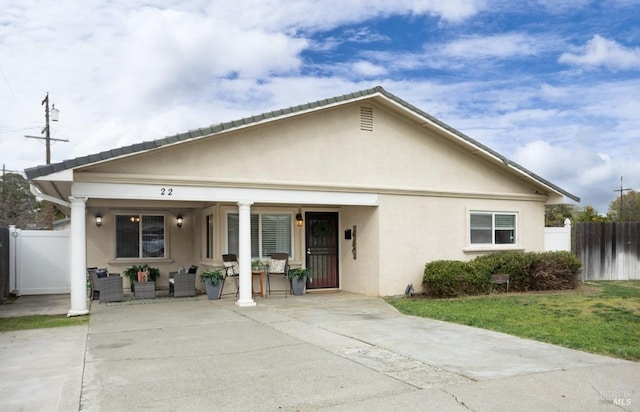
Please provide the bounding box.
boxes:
[471,252,537,291]
[423,260,484,298]
[422,251,581,298]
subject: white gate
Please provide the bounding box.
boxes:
[9,226,70,295]
[544,218,572,252]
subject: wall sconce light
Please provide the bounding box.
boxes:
[95,214,103,228]
[295,210,303,227]
[176,215,184,228]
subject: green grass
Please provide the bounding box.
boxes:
[0,314,89,332]
[386,281,640,361]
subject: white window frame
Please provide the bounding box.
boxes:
[114,212,167,260]
[468,211,518,247]
[225,209,294,259]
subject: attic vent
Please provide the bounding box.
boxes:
[360,106,373,131]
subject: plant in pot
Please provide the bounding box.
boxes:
[288,267,312,296]
[124,264,160,289]
[251,259,265,272]
[200,270,225,300]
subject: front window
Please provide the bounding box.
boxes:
[116,214,165,258]
[227,213,292,258]
[470,212,516,245]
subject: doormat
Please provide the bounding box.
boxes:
[105,296,199,306]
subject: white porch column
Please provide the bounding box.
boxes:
[68,196,89,317]
[236,201,256,307]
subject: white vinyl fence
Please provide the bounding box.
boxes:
[544,218,572,252]
[9,226,70,295]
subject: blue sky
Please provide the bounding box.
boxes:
[1,0,639,212]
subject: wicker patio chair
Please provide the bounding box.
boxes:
[89,268,124,303]
[169,265,197,297]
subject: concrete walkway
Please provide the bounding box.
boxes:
[0,292,638,411]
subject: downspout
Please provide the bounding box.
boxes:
[30,183,71,208]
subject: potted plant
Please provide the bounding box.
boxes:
[123,264,160,299]
[288,267,311,295]
[200,270,225,300]
[251,259,265,271]
[124,264,160,287]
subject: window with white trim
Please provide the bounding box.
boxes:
[470,212,516,245]
[116,214,165,258]
[227,213,292,258]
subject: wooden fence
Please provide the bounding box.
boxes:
[574,222,640,281]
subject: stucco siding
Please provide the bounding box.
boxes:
[376,194,546,296]
[339,206,380,296]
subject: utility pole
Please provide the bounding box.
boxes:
[24,93,69,229]
[25,93,69,164]
[613,176,632,221]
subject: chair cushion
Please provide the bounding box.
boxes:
[270,259,286,274]
[96,269,108,278]
[223,261,239,275]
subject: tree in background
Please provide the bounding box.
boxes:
[0,173,47,228]
[545,204,578,226]
[608,190,640,222]
[546,204,611,224]
[573,205,611,223]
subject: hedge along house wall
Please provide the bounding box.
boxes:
[422,251,581,298]
[574,222,640,281]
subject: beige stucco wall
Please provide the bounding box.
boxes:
[376,194,546,296]
[339,206,380,296]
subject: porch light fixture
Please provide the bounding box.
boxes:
[295,210,303,227]
[176,215,184,228]
[95,214,102,228]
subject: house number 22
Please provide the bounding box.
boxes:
[160,188,173,196]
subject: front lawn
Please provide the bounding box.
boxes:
[386,281,640,361]
[0,314,89,332]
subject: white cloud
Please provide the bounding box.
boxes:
[439,33,541,59]
[350,61,388,77]
[559,35,640,70]
[510,140,617,208]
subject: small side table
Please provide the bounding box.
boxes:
[251,271,264,297]
[134,281,156,299]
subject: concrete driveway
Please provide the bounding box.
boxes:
[1,292,638,411]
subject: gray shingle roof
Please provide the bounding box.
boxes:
[24,85,579,202]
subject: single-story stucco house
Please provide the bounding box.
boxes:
[25,86,579,316]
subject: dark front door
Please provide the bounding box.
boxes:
[305,212,339,289]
